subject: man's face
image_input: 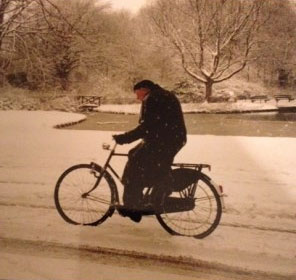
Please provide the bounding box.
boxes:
[134,88,150,101]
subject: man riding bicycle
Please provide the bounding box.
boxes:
[113,80,187,222]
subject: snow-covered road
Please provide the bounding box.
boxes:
[0,111,295,279]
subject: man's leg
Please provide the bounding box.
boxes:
[122,143,148,209]
[122,181,144,210]
[149,170,173,213]
[118,181,143,223]
[120,158,145,222]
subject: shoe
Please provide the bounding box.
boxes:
[117,206,129,217]
[117,206,142,223]
[128,212,142,223]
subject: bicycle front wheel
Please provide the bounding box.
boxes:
[54,164,116,226]
[156,172,222,239]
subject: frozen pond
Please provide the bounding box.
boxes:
[66,112,296,138]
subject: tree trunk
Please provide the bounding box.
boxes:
[0,72,4,87]
[60,78,69,91]
[0,1,8,50]
[0,8,4,49]
[246,65,250,82]
[205,79,213,102]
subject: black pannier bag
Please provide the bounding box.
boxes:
[171,168,200,192]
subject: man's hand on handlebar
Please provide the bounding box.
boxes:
[112,134,127,145]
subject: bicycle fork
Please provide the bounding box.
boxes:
[82,143,118,198]
[80,163,105,198]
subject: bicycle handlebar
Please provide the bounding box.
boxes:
[102,142,117,151]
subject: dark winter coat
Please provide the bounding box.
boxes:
[120,86,187,199]
[120,86,187,155]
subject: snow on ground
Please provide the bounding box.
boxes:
[0,110,296,279]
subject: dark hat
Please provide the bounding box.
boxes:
[133,80,157,91]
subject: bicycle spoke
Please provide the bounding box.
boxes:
[55,164,115,225]
[157,174,222,238]
[86,195,111,205]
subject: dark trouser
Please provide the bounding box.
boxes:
[121,142,179,210]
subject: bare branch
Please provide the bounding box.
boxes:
[149,0,268,100]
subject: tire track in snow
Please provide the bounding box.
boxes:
[1,202,295,235]
[0,237,292,280]
[0,180,47,185]
[220,221,296,235]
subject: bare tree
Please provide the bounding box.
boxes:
[0,0,34,49]
[0,0,109,89]
[0,0,61,86]
[149,0,268,101]
[42,0,110,90]
[254,0,296,88]
[0,0,36,84]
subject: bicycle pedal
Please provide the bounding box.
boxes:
[140,206,155,216]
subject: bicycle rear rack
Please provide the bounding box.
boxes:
[172,163,211,172]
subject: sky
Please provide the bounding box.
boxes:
[105,0,296,14]
[106,0,148,13]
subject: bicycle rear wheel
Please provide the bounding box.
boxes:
[156,172,222,239]
[54,164,116,226]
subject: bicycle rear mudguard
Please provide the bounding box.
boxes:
[207,177,226,209]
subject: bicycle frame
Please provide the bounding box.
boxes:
[85,142,226,209]
[84,143,124,197]
[101,143,127,181]
[55,142,225,237]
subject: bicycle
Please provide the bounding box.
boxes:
[54,143,225,239]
